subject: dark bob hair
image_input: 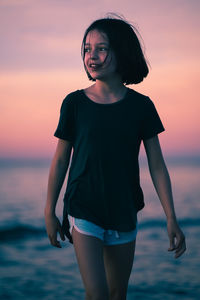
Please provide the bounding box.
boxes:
[81,16,149,85]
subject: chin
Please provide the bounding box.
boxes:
[91,73,111,81]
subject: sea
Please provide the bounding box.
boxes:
[0,156,200,300]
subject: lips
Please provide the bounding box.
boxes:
[88,63,102,70]
[90,63,100,67]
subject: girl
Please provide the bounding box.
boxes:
[45,16,186,300]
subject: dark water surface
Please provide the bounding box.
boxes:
[0,157,199,299]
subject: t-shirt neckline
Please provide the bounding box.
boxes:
[80,88,130,107]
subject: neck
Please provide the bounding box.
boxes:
[93,76,126,96]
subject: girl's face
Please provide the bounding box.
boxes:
[84,29,117,81]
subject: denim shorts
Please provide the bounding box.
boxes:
[68,215,138,246]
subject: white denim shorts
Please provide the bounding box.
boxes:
[68,215,138,245]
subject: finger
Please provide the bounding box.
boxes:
[51,239,62,248]
[175,240,186,259]
[175,245,186,258]
[174,234,185,249]
[49,235,62,248]
[168,236,176,251]
[175,248,185,258]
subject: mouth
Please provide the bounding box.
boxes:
[88,63,102,71]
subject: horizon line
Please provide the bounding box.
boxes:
[0,155,200,167]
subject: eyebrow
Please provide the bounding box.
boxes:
[85,42,108,46]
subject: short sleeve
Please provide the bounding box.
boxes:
[54,95,75,142]
[141,97,165,140]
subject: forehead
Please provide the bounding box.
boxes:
[85,30,109,44]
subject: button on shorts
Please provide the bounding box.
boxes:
[68,215,138,245]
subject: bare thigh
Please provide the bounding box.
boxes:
[72,227,109,300]
[103,240,136,299]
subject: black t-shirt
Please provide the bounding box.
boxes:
[54,88,165,233]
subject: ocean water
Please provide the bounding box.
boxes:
[0,157,200,300]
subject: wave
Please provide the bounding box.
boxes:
[0,225,46,242]
[139,218,200,229]
[0,218,199,242]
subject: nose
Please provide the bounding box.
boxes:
[90,48,98,60]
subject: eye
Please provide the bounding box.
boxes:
[84,48,91,53]
[99,47,108,52]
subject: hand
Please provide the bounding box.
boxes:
[167,218,186,259]
[45,213,65,248]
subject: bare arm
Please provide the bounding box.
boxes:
[44,138,73,247]
[143,135,186,258]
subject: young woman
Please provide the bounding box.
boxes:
[45,16,186,300]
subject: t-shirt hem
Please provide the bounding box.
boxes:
[54,132,73,142]
[142,128,165,141]
[66,211,138,232]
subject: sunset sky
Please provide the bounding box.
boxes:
[0,0,200,158]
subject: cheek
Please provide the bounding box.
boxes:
[84,52,93,64]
